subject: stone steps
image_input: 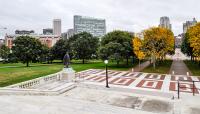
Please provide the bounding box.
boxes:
[0,82,76,96]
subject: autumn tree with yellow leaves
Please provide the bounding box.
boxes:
[187,23,200,66]
[133,37,145,68]
[143,27,174,69]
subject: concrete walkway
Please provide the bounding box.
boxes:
[169,60,192,76]
[169,48,192,76]
[130,61,150,72]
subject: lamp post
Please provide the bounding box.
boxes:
[104,60,109,88]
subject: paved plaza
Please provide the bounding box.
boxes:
[0,69,200,114]
[77,69,200,95]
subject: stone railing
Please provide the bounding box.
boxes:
[7,72,62,89]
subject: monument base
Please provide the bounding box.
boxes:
[61,68,75,81]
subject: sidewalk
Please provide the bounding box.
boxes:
[169,60,192,76]
[130,61,150,72]
[169,48,192,76]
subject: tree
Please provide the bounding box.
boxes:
[181,33,193,60]
[133,37,145,68]
[39,45,50,63]
[70,32,99,64]
[143,27,174,69]
[0,45,10,63]
[99,30,133,66]
[51,39,69,61]
[187,23,200,65]
[12,36,43,67]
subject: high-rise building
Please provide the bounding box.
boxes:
[159,16,172,30]
[183,18,197,33]
[53,19,61,36]
[175,35,182,48]
[15,30,34,35]
[62,29,74,40]
[43,28,53,35]
[74,15,106,37]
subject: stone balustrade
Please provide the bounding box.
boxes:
[7,72,62,89]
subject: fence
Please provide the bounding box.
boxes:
[177,80,200,99]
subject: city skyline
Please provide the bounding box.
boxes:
[0,0,200,38]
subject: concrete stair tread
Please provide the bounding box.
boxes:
[52,83,74,91]
[36,81,67,90]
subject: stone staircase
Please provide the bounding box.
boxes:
[0,71,77,96]
[0,81,76,96]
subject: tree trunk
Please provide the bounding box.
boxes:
[126,57,129,66]
[153,56,156,69]
[132,57,134,65]
[82,58,85,64]
[26,61,29,67]
[199,60,200,67]
[139,60,141,70]
[117,60,119,66]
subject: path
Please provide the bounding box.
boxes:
[169,60,192,76]
[130,61,150,72]
[169,48,192,76]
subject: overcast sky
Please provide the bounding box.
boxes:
[0,0,199,38]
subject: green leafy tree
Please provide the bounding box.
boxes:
[8,53,18,63]
[181,33,193,61]
[12,36,43,67]
[70,32,99,64]
[99,30,133,66]
[38,45,50,63]
[0,45,10,63]
[51,39,69,61]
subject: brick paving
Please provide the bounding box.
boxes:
[77,69,200,95]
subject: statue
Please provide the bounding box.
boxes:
[63,52,70,68]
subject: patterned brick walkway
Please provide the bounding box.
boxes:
[77,69,200,95]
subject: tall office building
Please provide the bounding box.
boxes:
[62,29,74,40]
[159,16,172,30]
[74,15,106,37]
[53,19,61,36]
[183,18,197,33]
[15,30,34,35]
[43,28,53,35]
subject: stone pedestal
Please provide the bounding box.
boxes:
[61,68,75,81]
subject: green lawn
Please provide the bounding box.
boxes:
[142,60,173,74]
[0,60,137,87]
[184,60,200,76]
[71,60,136,72]
[0,63,63,87]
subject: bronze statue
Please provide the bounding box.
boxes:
[63,52,70,68]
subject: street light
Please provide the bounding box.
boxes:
[104,60,109,88]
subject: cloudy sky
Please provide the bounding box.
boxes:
[0,0,199,38]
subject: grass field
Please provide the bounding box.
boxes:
[0,63,63,87]
[184,60,200,76]
[0,60,137,87]
[71,60,137,72]
[142,60,173,74]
